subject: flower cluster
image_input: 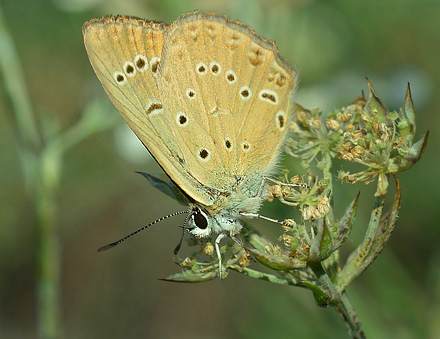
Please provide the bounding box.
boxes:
[160,80,427,298]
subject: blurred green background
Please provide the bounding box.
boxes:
[0,0,438,338]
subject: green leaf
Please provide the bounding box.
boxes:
[161,271,218,283]
[390,131,429,173]
[404,131,429,171]
[370,174,401,252]
[334,192,360,248]
[162,257,221,282]
[376,172,389,196]
[231,266,301,286]
[334,175,402,291]
[309,219,334,262]
[249,247,307,270]
[245,233,307,270]
[403,82,416,133]
[366,78,389,123]
[136,172,188,205]
[298,281,333,306]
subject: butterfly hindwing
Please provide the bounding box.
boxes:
[83,13,297,206]
[158,13,297,194]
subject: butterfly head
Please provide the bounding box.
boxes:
[187,205,243,238]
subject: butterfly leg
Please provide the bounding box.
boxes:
[239,211,285,225]
[215,233,227,280]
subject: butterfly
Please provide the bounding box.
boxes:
[83,11,297,276]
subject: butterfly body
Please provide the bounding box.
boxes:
[187,173,266,237]
[83,12,297,274]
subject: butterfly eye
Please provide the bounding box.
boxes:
[193,209,208,229]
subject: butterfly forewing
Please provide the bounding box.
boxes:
[83,13,297,208]
[158,13,297,194]
[84,16,165,118]
[83,16,218,206]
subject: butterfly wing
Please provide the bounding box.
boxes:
[83,13,297,207]
[158,12,298,196]
[83,15,216,206]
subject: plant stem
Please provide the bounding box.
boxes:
[309,262,366,337]
[334,292,366,339]
[35,177,61,339]
[231,266,302,286]
[0,6,62,338]
[0,6,40,149]
[308,262,340,305]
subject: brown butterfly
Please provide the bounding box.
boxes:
[83,11,297,276]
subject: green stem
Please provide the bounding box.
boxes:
[308,262,340,305]
[35,179,61,339]
[1,6,123,338]
[334,292,366,339]
[0,6,40,149]
[231,266,301,286]
[0,6,61,338]
[308,262,366,337]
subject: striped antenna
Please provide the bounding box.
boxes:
[97,210,189,252]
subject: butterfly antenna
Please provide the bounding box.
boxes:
[173,213,192,255]
[97,210,189,252]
